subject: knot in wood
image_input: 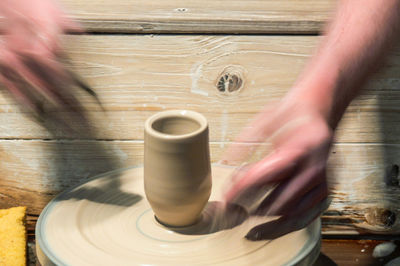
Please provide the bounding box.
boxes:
[385,164,399,186]
[216,66,244,94]
[382,210,397,227]
[365,208,396,228]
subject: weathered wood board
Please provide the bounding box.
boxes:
[319,239,400,266]
[0,35,399,143]
[57,0,336,33]
[2,140,400,234]
[1,31,400,235]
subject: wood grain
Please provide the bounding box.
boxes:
[0,35,399,143]
[318,239,400,266]
[56,0,336,33]
[2,140,400,234]
[1,35,400,235]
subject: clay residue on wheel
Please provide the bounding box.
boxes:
[167,201,249,235]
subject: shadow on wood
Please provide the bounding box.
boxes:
[313,252,337,266]
[38,100,126,205]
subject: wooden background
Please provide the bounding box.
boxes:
[2,0,400,238]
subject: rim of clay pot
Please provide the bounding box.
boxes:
[145,110,208,140]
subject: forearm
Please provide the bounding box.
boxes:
[289,0,400,129]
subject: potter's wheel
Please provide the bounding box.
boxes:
[36,165,321,265]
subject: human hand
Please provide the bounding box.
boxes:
[0,0,84,113]
[222,96,333,240]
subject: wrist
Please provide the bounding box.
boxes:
[286,55,345,130]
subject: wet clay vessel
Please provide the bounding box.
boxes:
[144,110,212,227]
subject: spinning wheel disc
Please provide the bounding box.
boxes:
[36,165,321,265]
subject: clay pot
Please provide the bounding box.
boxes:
[144,110,212,227]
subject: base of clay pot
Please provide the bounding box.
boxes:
[154,214,202,228]
[36,165,321,266]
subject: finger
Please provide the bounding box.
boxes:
[224,149,304,202]
[62,18,84,33]
[257,180,328,217]
[54,1,84,33]
[245,216,294,240]
[220,141,264,166]
[289,181,329,216]
[245,197,330,241]
[20,55,82,112]
[254,164,326,216]
[0,68,43,113]
[222,163,268,213]
[225,183,275,213]
[4,54,64,107]
[68,70,104,111]
[221,105,279,165]
[2,52,83,114]
[55,52,104,111]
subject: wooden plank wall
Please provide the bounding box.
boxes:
[2,1,400,237]
[61,0,336,33]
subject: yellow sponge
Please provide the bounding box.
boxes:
[0,206,27,266]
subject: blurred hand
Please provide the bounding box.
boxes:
[222,96,333,240]
[0,0,83,113]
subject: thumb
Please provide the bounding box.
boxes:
[224,149,301,203]
[62,17,84,33]
[245,198,329,241]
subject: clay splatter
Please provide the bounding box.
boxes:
[373,242,396,258]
